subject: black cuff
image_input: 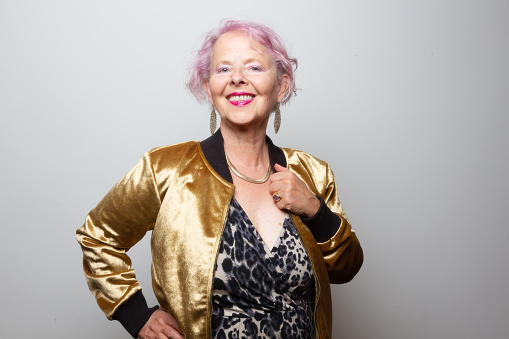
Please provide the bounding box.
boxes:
[300,195,341,243]
[112,290,159,338]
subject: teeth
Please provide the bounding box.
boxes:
[228,95,254,102]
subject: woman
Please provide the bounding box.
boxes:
[77,20,363,339]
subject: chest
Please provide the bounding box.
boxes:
[231,178,287,249]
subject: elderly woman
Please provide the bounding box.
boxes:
[77,20,363,339]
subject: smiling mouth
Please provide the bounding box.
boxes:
[227,94,255,102]
[227,94,254,107]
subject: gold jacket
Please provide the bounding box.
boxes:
[77,131,363,338]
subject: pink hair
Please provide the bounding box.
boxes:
[186,20,298,105]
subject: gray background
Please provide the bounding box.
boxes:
[1,0,508,338]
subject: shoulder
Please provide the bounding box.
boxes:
[281,147,330,171]
[138,141,202,171]
[280,147,342,213]
[144,141,200,161]
[280,147,335,192]
[147,140,200,157]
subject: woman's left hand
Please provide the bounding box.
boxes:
[269,163,321,217]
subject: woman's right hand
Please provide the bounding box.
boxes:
[138,308,184,339]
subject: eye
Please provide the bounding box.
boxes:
[248,65,263,72]
[216,66,231,73]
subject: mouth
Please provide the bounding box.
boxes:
[227,92,255,106]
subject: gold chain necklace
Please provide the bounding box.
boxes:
[225,151,271,184]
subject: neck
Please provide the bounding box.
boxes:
[220,122,269,168]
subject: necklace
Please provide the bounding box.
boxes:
[225,151,271,184]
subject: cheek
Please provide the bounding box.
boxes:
[267,75,280,97]
[252,75,278,96]
[208,77,226,96]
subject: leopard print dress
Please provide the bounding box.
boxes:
[211,198,316,338]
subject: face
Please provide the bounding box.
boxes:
[203,31,289,132]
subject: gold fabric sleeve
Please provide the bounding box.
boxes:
[284,147,363,283]
[76,151,162,319]
[284,148,363,338]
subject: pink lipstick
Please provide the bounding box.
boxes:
[227,92,255,106]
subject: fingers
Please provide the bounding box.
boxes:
[269,163,320,217]
[270,163,289,182]
[269,163,293,198]
[159,309,183,334]
[271,186,295,211]
[274,163,288,172]
[269,163,290,188]
[138,309,184,339]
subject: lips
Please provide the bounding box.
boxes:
[227,92,255,106]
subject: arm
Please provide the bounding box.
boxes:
[304,163,363,284]
[270,162,363,284]
[302,196,363,284]
[76,152,162,336]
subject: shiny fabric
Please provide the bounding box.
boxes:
[77,140,362,339]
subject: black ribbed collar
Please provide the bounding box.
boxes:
[200,129,287,184]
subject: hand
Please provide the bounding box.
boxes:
[269,163,320,218]
[138,308,184,339]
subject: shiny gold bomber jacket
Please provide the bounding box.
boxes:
[77,132,363,338]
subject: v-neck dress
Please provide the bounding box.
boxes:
[211,199,316,338]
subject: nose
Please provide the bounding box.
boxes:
[230,68,246,85]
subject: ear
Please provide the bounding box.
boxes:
[203,79,214,105]
[277,74,290,103]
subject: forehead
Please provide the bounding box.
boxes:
[211,31,272,64]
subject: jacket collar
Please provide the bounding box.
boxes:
[200,129,287,184]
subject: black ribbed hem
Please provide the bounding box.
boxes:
[112,290,159,338]
[301,195,341,243]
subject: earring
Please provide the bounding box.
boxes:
[210,106,217,135]
[274,103,281,134]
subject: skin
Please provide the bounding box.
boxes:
[139,308,184,339]
[139,30,319,338]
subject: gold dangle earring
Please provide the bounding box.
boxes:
[274,103,281,134]
[210,106,217,135]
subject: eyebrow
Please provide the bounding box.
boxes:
[213,57,272,68]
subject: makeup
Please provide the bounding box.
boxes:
[227,92,255,106]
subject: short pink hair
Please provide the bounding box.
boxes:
[186,20,298,105]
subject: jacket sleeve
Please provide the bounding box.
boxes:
[76,152,161,322]
[301,164,363,284]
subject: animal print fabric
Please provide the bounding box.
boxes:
[211,198,316,338]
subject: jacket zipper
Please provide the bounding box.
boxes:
[206,192,234,338]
